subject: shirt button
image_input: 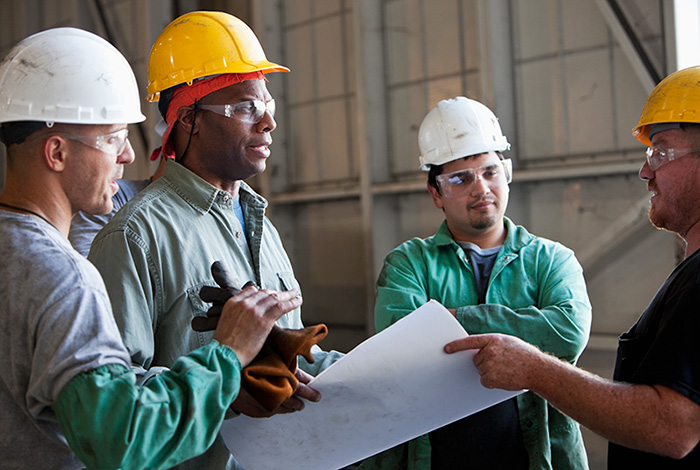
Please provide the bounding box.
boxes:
[235,232,241,239]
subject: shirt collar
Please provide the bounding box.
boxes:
[435,216,531,252]
[160,159,268,214]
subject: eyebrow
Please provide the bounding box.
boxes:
[452,162,500,172]
[233,96,273,104]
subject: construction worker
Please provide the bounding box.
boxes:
[69,153,166,257]
[87,11,343,469]
[361,97,592,469]
[445,66,700,468]
[0,27,299,469]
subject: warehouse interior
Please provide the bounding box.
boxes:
[1,0,699,468]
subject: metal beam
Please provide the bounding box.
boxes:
[353,0,383,336]
[593,0,658,93]
[269,159,643,204]
[91,0,150,154]
[575,194,651,270]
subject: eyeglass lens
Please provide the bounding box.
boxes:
[645,147,700,171]
[198,100,275,124]
[95,129,129,155]
[438,160,512,197]
[64,128,129,156]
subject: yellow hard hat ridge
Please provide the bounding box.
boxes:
[633,65,700,146]
[146,11,289,102]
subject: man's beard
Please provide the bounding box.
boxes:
[470,212,499,231]
[648,200,689,236]
[648,205,665,230]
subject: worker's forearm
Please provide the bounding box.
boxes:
[528,352,697,458]
[54,341,241,469]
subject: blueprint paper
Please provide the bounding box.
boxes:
[221,300,523,469]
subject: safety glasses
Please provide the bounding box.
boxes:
[645,146,700,171]
[62,128,130,157]
[436,159,513,198]
[196,99,276,124]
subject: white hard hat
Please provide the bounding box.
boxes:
[418,96,510,171]
[0,27,145,125]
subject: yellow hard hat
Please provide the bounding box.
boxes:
[633,65,700,145]
[146,11,290,102]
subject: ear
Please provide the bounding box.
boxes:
[176,106,199,136]
[42,135,70,173]
[427,182,444,209]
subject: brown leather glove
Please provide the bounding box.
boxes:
[241,323,328,411]
[193,261,327,411]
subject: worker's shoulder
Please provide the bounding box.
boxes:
[104,181,180,232]
[508,219,570,251]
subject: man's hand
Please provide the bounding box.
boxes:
[231,386,279,418]
[232,369,321,417]
[444,333,543,391]
[213,286,302,367]
[282,369,321,409]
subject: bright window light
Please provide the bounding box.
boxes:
[674,0,700,70]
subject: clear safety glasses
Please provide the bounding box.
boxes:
[645,146,700,171]
[62,128,130,157]
[436,159,513,198]
[196,99,276,124]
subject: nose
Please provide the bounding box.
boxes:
[257,109,277,133]
[470,175,491,196]
[638,158,653,181]
[118,139,136,165]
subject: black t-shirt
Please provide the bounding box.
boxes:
[429,397,529,469]
[458,241,501,304]
[431,242,528,469]
[609,249,700,468]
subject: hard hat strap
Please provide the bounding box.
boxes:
[177,99,199,164]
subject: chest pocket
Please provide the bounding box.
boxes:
[614,331,651,382]
[260,270,301,294]
[186,283,212,316]
[186,271,300,317]
[277,271,300,292]
[268,272,303,330]
[185,283,217,348]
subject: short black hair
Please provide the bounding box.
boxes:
[0,121,46,146]
[157,85,180,121]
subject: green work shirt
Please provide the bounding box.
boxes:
[89,160,341,469]
[363,217,592,470]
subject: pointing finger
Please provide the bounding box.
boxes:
[444,334,493,354]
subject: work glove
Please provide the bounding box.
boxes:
[193,261,327,411]
[242,323,327,411]
[191,261,256,332]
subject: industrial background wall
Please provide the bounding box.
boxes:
[0,0,696,468]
